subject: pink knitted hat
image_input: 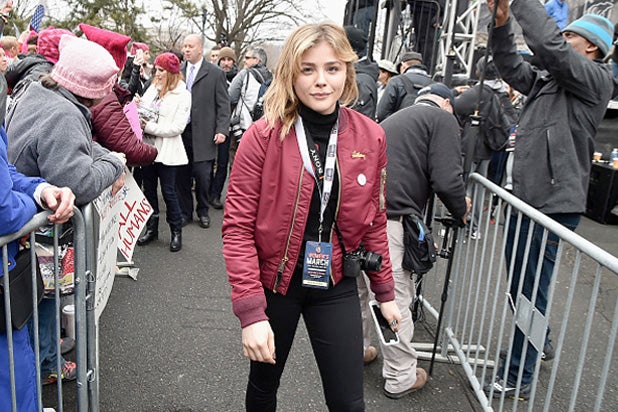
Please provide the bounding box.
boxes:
[130,42,149,55]
[79,23,131,69]
[50,35,119,99]
[37,27,75,64]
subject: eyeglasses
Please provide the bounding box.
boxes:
[244,55,256,60]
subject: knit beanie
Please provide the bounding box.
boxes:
[130,42,149,55]
[217,47,236,63]
[344,25,368,55]
[563,14,614,56]
[79,23,131,69]
[37,27,74,64]
[20,30,37,54]
[50,35,119,99]
[154,52,181,74]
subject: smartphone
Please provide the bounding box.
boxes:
[369,300,400,346]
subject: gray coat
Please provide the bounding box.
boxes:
[182,59,231,162]
[491,0,616,214]
[6,82,124,206]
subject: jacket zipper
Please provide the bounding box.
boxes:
[274,167,304,292]
[330,158,342,283]
[546,130,555,185]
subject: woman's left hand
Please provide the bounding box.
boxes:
[379,300,402,333]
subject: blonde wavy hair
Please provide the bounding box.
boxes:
[263,22,359,140]
[153,70,183,98]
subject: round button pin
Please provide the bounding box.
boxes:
[357,173,367,186]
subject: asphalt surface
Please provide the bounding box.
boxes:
[42,202,618,411]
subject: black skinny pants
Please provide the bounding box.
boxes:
[246,270,365,412]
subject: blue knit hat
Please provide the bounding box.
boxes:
[563,14,614,56]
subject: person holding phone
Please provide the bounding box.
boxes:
[222,22,401,411]
[136,52,190,252]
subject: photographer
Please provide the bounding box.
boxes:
[222,22,400,411]
[380,83,469,399]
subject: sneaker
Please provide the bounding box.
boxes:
[42,361,77,386]
[383,367,428,399]
[60,337,75,355]
[470,230,481,240]
[499,341,555,361]
[363,346,378,365]
[483,376,531,400]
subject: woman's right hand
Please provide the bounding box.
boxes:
[241,320,276,364]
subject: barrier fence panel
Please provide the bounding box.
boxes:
[1,209,91,412]
[414,173,618,411]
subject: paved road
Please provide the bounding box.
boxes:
[44,206,616,411]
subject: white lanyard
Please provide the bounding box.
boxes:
[295,115,338,241]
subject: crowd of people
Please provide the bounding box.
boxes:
[2,0,617,410]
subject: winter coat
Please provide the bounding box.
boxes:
[6,82,124,206]
[229,64,272,130]
[376,65,433,122]
[91,84,158,167]
[352,58,379,119]
[222,107,395,328]
[1,126,41,412]
[181,59,230,162]
[141,81,191,166]
[491,0,617,214]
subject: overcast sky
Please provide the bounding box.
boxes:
[316,0,347,24]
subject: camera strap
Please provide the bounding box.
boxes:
[295,115,338,244]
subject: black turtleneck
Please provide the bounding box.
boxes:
[298,103,340,267]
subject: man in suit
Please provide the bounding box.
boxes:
[177,33,230,228]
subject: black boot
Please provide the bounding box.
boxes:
[170,227,182,252]
[137,215,159,246]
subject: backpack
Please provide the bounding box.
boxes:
[398,74,433,110]
[482,85,517,152]
[248,68,271,121]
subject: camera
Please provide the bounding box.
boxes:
[230,115,244,141]
[343,246,382,278]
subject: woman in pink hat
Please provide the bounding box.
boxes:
[136,52,191,252]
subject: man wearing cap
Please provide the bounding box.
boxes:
[177,33,230,229]
[344,25,379,119]
[378,83,469,400]
[376,51,433,122]
[485,0,617,399]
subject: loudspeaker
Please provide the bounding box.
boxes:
[586,163,618,224]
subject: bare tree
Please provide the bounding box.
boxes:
[164,0,311,56]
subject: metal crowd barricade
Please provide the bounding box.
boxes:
[1,208,93,412]
[414,173,618,411]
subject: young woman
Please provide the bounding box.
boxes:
[222,22,401,411]
[136,52,190,252]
